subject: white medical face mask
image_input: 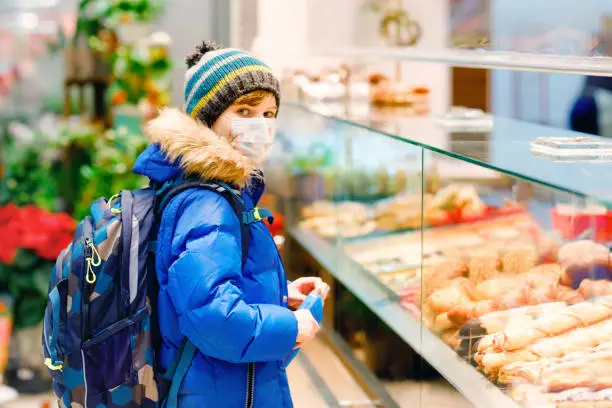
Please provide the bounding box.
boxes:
[230,117,277,163]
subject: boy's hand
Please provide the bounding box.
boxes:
[294,309,320,346]
[287,277,330,310]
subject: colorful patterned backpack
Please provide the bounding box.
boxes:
[42,179,253,408]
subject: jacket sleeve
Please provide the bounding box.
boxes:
[164,189,298,364]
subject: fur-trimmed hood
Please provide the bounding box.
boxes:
[133,108,258,188]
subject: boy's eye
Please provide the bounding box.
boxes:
[238,108,250,116]
[263,111,276,118]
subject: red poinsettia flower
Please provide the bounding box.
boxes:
[0,203,19,225]
[0,242,18,264]
[0,204,76,264]
[0,230,20,264]
[38,232,73,260]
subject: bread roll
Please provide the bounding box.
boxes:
[500,245,539,274]
[558,240,612,289]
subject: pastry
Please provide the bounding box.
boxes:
[486,297,612,352]
[464,303,569,357]
[477,318,612,378]
[422,259,469,298]
[467,254,502,283]
[558,240,612,289]
[499,244,539,274]
[579,279,612,299]
[499,343,612,392]
[426,278,473,314]
[441,329,460,349]
[447,300,497,326]
[431,312,455,333]
[474,276,522,301]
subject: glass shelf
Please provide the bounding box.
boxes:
[328,47,612,76]
[291,102,612,206]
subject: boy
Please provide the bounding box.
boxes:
[133,40,329,408]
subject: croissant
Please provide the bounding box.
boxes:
[522,264,564,285]
[431,312,455,333]
[421,304,436,328]
[426,278,473,314]
[441,329,460,349]
[474,276,521,301]
[447,300,497,326]
[497,285,533,310]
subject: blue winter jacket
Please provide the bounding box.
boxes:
[133,108,298,408]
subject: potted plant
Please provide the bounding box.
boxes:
[0,204,75,394]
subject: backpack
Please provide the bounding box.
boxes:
[41,179,263,408]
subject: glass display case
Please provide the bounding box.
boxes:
[262,2,612,406]
[268,96,612,407]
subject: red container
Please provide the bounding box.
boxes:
[551,209,612,242]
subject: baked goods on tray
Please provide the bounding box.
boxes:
[498,342,612,391]
[510,384,612,407]
[456,302,569,361]
[475,318,612,380]
[298,201,376,238]
[479,297,612,353]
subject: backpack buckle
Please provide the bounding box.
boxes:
[44,358,63,371]
[242,207,274,225]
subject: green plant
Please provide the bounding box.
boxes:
[0,116,100,214]
[75,126,148,219]
[77,0,165,37]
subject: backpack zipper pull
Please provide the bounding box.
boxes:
[84,238,100,284]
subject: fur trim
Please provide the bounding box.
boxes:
[144,108,258,188]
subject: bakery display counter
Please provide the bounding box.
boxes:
[291,227,520,408]
[273,103,612,408]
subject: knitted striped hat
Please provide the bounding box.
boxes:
[184,41,280,126]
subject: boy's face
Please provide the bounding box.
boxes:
[212,92,278,140]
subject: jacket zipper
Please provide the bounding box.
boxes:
[245,362,255,408]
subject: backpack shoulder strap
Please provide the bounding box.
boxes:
[156,180,250,269]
